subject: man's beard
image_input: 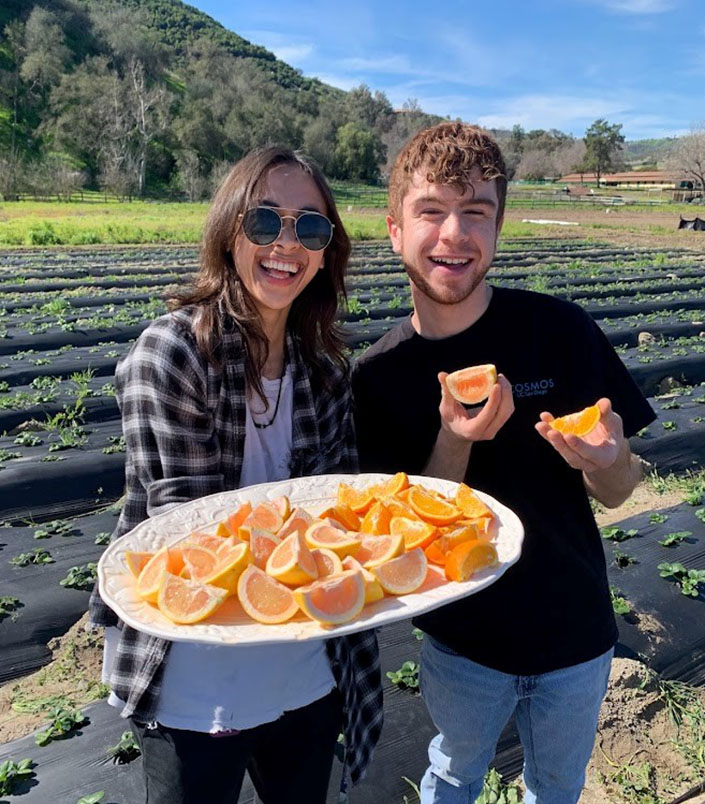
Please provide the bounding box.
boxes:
[404,259,489,305]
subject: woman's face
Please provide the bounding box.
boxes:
[232,164,328,327]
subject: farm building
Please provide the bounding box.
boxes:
[560,170,680,188]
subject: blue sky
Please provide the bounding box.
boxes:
[192,0,702,141]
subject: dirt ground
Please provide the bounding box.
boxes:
[504,204,705,252]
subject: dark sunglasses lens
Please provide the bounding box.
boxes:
[296,213,333,251]
[242,207,280,245]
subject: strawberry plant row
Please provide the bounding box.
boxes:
[2,291,162,315]
[0,344,122,387]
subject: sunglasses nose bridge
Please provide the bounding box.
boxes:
[274,214,299,247]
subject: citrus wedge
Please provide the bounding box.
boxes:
[342,555,384,604]
[390,516,439,550]
[445,540,498,582]
[277,507,313,539]
[237,565,299,624]
[455,484,495,521]
[408,486,462,526]
[187,532,229,553]
[373,471,410,499]
[318,504,361,531]
[304,521,361,557]
[272,495,291,522]
[293,569,366,626]
[125,550,154,578]
[355,533,404,569]
[249,528,281,570]
[446,364,497,405]
[266,531,318,586]
[311,547,344,578]
[359,501,392,535]
[337,482,375,515]
[180,543,220,582]
[241,501,284,535]
[216,502,252,537]
[204,541,251,593]
[371,547,428,595]
[157,573,228,624]
[548,404,601,437]
[135,547,184,603]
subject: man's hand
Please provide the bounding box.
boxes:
[534,397,622,472]
[534,398,643,508]
[438,371,514,443]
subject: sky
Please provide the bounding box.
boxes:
[191,0,703,141]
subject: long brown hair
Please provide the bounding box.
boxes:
[170,147,351,400]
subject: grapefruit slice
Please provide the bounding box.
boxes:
[371,547,428,595]
[444,540,498,582]
[548,404,601,437]
[446,364,498,405]
[241,501,284,535]
[216,502,252,537]
[342,555,384,603]
[203,541,251,593]
[390,516,438,550]
[180,543,220,582]
[188,532,229,553]
[125,550,154,578]
[276,507,313,539]
[237,565,299,624]
[272,495,291,522]
[157,573,228,624]
[408,486,462,526]
[266,531,318,586]
[135,547,184,603]
[249,528,281,570]
[311,547,344,577]
[293,570,366,626]
[355,533,404,569]
[305,521,361,558]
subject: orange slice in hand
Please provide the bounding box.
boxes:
[390,516,438,550]
[237,565,299,624]
[266,531,318,586]
[305,521,361,558]
[294,570,366,626]
[371,547,428,595]
[446,364,497,405]
[157,573,228,624]
[445,540,498,582]
[408,486,462,526]
[548,404,601,437]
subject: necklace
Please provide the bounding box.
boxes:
[252,374,284,429]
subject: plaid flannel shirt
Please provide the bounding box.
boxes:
[88,307,383,786]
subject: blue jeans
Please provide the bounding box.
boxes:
[419,636,613,804]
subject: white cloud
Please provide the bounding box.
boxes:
[309,73,361,92]
[240,30,314,64]
[339,55,413,74]
[273,44,313,62]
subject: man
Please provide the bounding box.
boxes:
[352,122,655,804]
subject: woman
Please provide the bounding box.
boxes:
[89,147,382,803]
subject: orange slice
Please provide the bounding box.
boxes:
[454,484,494,521]
[373,472,410,498]
[277,507,313,539]
[249,528,281,570]
[180,544,220,582]
[157,573,228,624]
[318,505,361,531]
[311,547,344,578]
[424,538,447,566]
[342,555,384,603]
[371,548,428,595]
[359,501,392,535]
[125,550,154,578]
[203,541,251,593]
[216,502,253,537]
[135,547,184,603]
[241,501,284,535]
[293,570,366,626]
[408,486,462,526]
[446,364,497,405]
[445,540,498,582]
[266,531,318,586]
[237,565,299,624]
[437,524,481,554]
[390,516,438,551]
[548,404,601,437]
[337,482,375,515]
[355,533,405,569]
[304,521,361,558]
[380,496,419,520]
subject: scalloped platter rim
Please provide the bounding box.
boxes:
[97,473,524,645]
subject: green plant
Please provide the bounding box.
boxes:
[102,435,126,454]
[658,562,705,597]
[613,550,637,568]
[402,775,421,803]
[0,757,35,796]
[649,512,668,524]
[35,706,87,746]
[10,548,54,567]
[94,531,111,546]
[0,447,21,462]
[412,627,425,640]
[476,768,523,804]
[386,660,419,692]
[14,431,42,447]
[601,526,639,542]
[60,563,97,590]
[658,531,691,547]
[695,509,705,524]
[34,519,75,539]
[107,730,141,764]
[610,586,631,615]
[0,595,21,619]
[662,420,677,431]
[11,692,74,714]
[77,793,105,804]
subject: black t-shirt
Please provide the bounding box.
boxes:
[352,286,655,675]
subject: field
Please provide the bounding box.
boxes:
[0,210,704,802]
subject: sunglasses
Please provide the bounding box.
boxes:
[240,206,334,251]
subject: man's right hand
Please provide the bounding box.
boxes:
[438,371,514,443]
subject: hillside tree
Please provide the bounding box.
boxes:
[668,125,705,192]
[335,122,385,183]
[584,119,624,187]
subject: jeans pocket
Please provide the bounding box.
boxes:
[427,635,461,657]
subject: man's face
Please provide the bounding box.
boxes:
[387,167,503,305]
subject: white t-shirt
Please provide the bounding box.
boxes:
[105,368,335,731]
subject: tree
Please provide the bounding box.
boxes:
[584,119,624,187]
[334,122,385,183]
[20,7,70,91]
[667,125,705,192]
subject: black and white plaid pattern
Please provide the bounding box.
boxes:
[89,307,382,786]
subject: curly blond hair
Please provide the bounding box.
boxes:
[388,122,507,224]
